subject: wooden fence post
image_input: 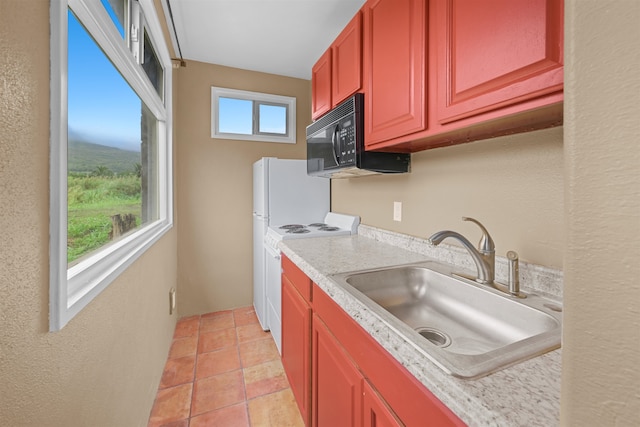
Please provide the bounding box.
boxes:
[109,213,136,240]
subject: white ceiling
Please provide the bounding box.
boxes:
[164,0,366,80]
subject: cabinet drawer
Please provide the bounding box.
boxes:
[282,255,312,302]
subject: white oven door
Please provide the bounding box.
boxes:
[264,243,283,354]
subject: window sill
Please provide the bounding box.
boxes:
[50,219,173,331]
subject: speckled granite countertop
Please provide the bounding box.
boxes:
[279,227,562,427]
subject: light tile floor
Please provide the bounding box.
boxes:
[148,306,305,427]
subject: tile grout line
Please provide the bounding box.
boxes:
[189,314,201,423]
[235,310,254,427]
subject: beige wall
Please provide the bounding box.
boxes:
[175,61,311,315]
[0,1,178,426]
[333,126,564,268]
[561,0,640,425]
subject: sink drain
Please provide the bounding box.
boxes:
[416,327,451,348]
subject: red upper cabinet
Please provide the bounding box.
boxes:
[332,11,363,107]
[311,0,563,152]
[311,12,362,120]
[311,50,332,120]
[363,0,427,147]
[435,0,564,124]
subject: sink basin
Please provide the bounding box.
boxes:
[330,261,562,379]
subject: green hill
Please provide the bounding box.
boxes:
[68,139,140,175]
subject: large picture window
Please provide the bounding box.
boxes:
[50,0,173,330]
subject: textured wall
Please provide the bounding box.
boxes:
[0,1,177,425]
[175,61,311,315]
[332,126,564,269]
[562,0,640,424]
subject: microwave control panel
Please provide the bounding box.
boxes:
[338,119,356,165]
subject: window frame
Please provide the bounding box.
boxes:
[211,86,296,144]
[49,0,173,331]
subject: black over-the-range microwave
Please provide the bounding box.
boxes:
[306,93,411,179]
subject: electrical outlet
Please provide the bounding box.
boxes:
[393,201,402,222]
[169,288,176,315]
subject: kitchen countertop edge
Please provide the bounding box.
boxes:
[279,231,561,427]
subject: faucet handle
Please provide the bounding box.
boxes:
[462,217,495,254]
[506,250,520,296]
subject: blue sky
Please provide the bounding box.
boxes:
[219,98,253,134]
[218,98,287,135]
[67,8,142,152]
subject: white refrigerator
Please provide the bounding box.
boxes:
[252,158,330,330]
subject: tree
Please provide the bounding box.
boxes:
[93,165,113,177]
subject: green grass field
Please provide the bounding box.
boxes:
[68,174,141,263]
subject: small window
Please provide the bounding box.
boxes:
[211,87,296,144]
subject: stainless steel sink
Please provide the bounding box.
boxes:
[330,261,562,379]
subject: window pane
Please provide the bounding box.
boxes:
[143,30,164,99]
[67,10,158,265]
[219,97,253,134]
[258,103,287,135]
[101,0,126,38]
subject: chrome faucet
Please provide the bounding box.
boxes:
[427,217,495,285]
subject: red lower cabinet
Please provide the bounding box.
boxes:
[363,380,403,427]
[312,283,466,427]
[281,273,312,425]
[312,314,363,427]
[281,255,466,427]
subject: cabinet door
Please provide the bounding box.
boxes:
[312,314,363,427]
[312,50,332,120]
[436,0,564,124]
[282,255,312,301]
[282,276,312,425]
[363,0,426,147]
[363,380,403,427]
[332,11,362,107]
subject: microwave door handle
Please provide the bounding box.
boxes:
[331,124,341,165]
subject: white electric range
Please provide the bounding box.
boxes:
[263,212,360,353]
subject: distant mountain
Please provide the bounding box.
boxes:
[68,139,140,175]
